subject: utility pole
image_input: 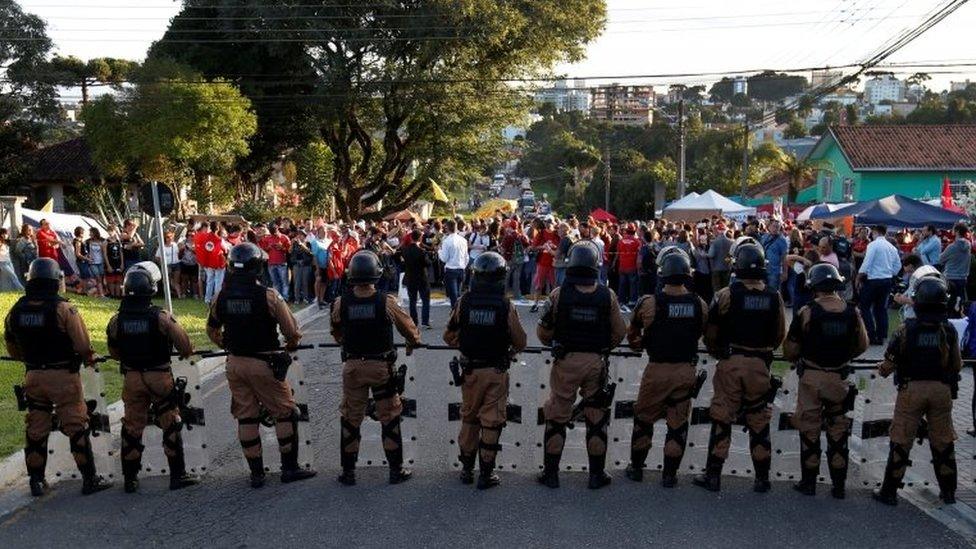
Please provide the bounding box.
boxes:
[604,144,611,211]
[678,99,686,198]
[740,121,750,198]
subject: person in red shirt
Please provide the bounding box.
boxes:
[616,225,642,307]
[530,219,561,312]
[195,221,227,304]
[36,220,60,261]
[259,224,292,300]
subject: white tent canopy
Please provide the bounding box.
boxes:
[662,190,755,221]
[20,208,107,240]
[664,192,700,210]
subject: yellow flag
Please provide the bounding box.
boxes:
[429,179,449,203]
[40,198,54,212]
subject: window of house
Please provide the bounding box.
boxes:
[822,175,833,201]
[949,178,970,198]
[842,178,855,201]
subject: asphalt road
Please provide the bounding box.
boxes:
[0,307,971,548]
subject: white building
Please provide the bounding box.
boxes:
[534,79,590,113]
[819,90,859,106]
[864,75,906,105]
[732,76,748,96]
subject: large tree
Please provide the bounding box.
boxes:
[0,0,58,191]
[83,63,258,212]
[47,56,140,105]
[150,0,605,219]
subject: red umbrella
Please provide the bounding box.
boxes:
[589,208,617,223]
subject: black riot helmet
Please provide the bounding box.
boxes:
[658,248,693,285]
[914,276,949,315]
[806,263,845,293]
[227,242,267,276]
[27,257,62,281]
[732,242,767,280]
[472,251,507,287]
[564,241,601,284]
[729,236,760,259]
[346,250,383,285]
[656,246,685,268]
[123,268,157,297]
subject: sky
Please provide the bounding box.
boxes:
[18,0,976,94]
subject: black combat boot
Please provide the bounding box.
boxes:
[933,443,957,505]
[246,456,266,489]
[537,453,561,489]
[459,453,476,485]
[692,456,723,492]
[167,452,201,491]
[753,468,772,493]
[386,447,412,485]
[873,443,908,506]
[279,423,317,484]
[28,473,48,497]
[587,454,612,490]
[75,436,112,496]
[661,455,681,488]
[829,466,847,500]
[477,458,500,490]
[122,458,141,494]
[625,447,649,482]
[872,478,899,506]
[792,467,817,496]
[338,451,357,486]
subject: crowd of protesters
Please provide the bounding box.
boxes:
[4,209,974,350]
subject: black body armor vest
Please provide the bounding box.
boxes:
[725,282,780,350]
[645,292,702,363]
[800,301,859,370]
[340,290,394,357]
[9,295,80,370]
[458,291,511,364]
[899,319,952,382]
[216,280,280,354]
[554,284,612,353]
[114,303,173,371]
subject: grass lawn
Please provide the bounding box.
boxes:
[0,293,214,458]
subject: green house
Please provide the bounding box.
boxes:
[803,125,976,203]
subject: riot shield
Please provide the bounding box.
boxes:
[685,355,717,475]
[357,353,418,468]
[852,369,897,489]
[46,366,118,482]
[138,359,210,478]
[770,368,801,483]
[256,356,315,474]
[533,355,589,473]
[443,354,530,474]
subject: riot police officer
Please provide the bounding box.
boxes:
[108,268,198,493]
[694,242,786,493]
[331,250,422,486]
[625,248,708,487]
[4,258,112,496]
[207,242,316,488]
[537,241,627,489]
[783,263,868,498]
[874,277,961,506]
[443,252,528,489]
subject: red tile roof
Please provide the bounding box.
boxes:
[830,125,976,170]
[22,137,100,182]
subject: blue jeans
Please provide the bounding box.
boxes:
[444,268,464,308]
[204,267,225,304]
[618,271,638,305]
[555,267,566,287]
[767,269,783,297]
[407,283,431,326]
[269,264,289,300]
[858,278,892,343]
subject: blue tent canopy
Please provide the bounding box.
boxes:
[810,194,968,229]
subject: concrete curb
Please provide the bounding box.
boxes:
[0,303,324,503]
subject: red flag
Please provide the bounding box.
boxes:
[942,175,955,208]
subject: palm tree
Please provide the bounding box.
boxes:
[768,150,831,205]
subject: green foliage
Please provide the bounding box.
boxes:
[0,1,58,192]
[710,71,808,102]
[82,62,258,210]
[233,198,276,223]
[291,140,336,214]
[150,0,606,220]
[784,119,807,139]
